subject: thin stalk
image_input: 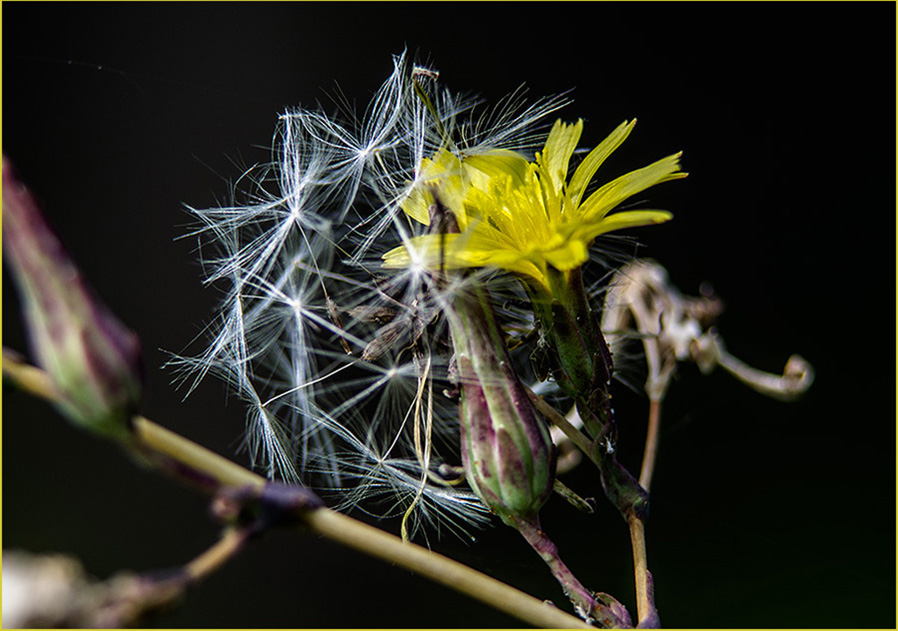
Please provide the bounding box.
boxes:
[132,415,266,492]
[183,527,249,584]
[526,386,597,466]
[2,348,592,629]
[716,348,814,401]
[526,384,655,628]
[638,399,663,493]
[307,509,594,629]
[512,516,626,628]
[627,513,658,628]
[137,417,593,628]
[2,349,57,399]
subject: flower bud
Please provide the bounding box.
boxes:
[450,285,555,526]
[530,265,614,438]
[2,157,144,440]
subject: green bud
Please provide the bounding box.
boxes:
[3,158,144,440]
[450,284,556,525]
[423,192,554,524]
[530,265,614,437]
[532,264,652,524]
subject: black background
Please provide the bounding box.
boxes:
[3,3,895,628]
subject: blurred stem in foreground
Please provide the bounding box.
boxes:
[2,350,592,629]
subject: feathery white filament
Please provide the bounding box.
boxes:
[177,50,574,539]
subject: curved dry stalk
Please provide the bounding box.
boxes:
[715,350,814,401]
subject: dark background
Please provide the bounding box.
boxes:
[3,3,895,628]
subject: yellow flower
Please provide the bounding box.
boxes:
[383,119,685,289]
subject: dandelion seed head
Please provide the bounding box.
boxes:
[177,50,599,538]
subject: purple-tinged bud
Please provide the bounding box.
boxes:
[2,157,144,439]
[425,197,626,625]
[450,285,555,526]
[419,192,555,524]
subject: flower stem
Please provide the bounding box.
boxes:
[526,373,659,628]
[2,348,57,399]
[511,515,630,628]
[2,347,593,629]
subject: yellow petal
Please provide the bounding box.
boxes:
[400,150,470,226]
[579,153,686,221]
[383,231,548,285]
[462,150,530,188]
[568,119,636,207]
[465,249,545,282]
[578,210,673,243]
[541,237,590,272]
[381,233,463,269]
[381,243,414,268]
[538,119,583,194]
[400,184,435,225]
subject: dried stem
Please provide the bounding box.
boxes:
[2,349,57,399]
[627,513,658,628]
[638,399,663,493]
[716,350,814,402]
[2,347,593,629]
